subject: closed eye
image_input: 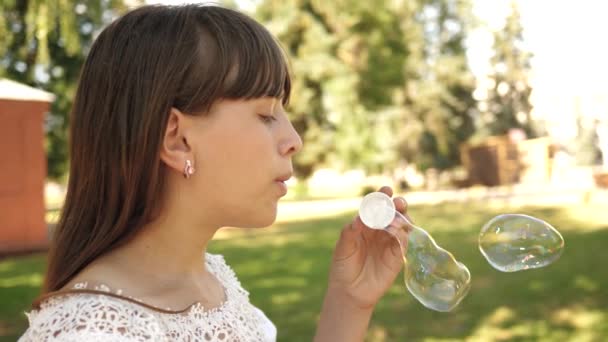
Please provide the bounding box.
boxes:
[258,114,277,124]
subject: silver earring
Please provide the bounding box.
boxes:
[183,160,195,179]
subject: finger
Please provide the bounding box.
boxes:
[393,197,415,225]
[388,212,413,235]
[333,217,364,262]
[404,212,415,225]
[378,185,393,198]
[385,222,409,256]
[351,215,366,232]
[393,197,407,214]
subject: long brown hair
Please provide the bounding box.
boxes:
[43,4,291,293]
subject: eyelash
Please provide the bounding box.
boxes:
[259,114,277,124]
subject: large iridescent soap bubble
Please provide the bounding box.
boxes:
[479,214,564,272]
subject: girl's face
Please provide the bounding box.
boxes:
[187,97,302,229]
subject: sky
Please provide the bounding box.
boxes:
[467,0,608,137]
[470,0,608,96]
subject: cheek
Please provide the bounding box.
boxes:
[189,116,281,225]
[213,131,273,181]
[195,132,274,207]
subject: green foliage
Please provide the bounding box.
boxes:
[402,0,477,171]
[0,0,132,180]
[480,1,535,138]
[257,0,477,176]
[2,0,484,179]
[573,114,601,166]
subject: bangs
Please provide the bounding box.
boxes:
[172,6,291,114]
[221,29,291,105]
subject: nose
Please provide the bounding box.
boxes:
[279,120,303,157]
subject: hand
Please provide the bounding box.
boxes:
[326,186,413,309]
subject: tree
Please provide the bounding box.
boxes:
[392,0,476,172]
[256,0,406,177]
[573,111,601,166]
[481,0,534,138]
[256,0,478,177]
[0,0,131,180]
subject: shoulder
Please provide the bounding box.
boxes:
[205,253,233,279]
[205,253,249,297]
[19,293,163,341]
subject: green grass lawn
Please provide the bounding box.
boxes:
[2,202,607,341]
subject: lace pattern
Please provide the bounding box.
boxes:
[18,254,276,341]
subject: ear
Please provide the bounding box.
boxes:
[160,108,194,175]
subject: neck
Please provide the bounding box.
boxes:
[106,198,221,281]
[128,220,216,276]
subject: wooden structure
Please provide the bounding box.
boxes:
[0,78,55,253]
[460,136,553,187]
[594,171,608,188]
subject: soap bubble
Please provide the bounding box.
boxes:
[479,214,564,272]
[359,192,471,312]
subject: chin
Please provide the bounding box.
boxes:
[225,198,278,228]
[249,215,277,228]
[231,212,277,229]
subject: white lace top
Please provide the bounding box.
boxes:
[19,254,277,341]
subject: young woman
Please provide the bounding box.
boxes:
[19,4,410,341]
